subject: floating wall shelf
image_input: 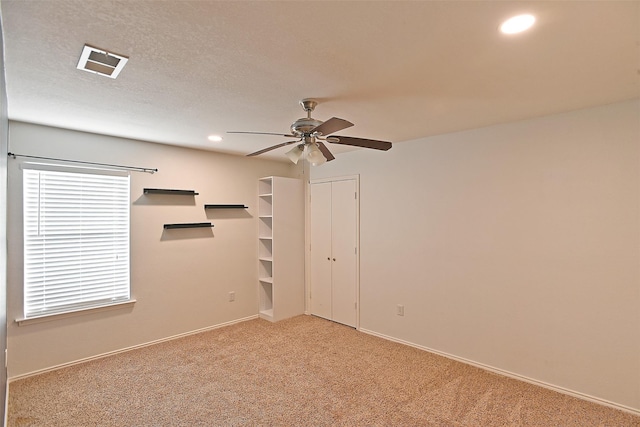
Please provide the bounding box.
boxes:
[144,188,199,196]
[163,222,214,229]
[204,204,248,209]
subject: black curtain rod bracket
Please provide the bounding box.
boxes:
[8,152,158,174]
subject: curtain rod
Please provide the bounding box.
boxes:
[7,152,158,174]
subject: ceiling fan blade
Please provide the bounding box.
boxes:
[316,142,336,162]
[228,131,296,138]
[328,136,392,151]
[311,117,354,136]
[247,140,300,157]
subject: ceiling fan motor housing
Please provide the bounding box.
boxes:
[290,117,323,137]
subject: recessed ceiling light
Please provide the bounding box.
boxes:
[208,135,223,142]
[500,14,536,34]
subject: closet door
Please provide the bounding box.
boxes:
[330,179,357,327]
[309,182,332,320]
[309,178,358,328]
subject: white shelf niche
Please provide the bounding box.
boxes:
[256,176,304,322]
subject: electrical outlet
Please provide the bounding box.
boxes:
[397,304,404,316]
[229,291,235,302]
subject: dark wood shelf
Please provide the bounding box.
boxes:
[144,188,199,196]
[163,222,214,229]
[204,204,248,209]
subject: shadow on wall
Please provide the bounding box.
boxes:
[160,227,215,241]
[205,209,252,220]
[133,194,197,206]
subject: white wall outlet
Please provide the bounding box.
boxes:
[228,291,235,302]
[397,304,404,316]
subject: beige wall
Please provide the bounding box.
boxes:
[310,99,640,411]
[6,122,299,377]
[0,10,8,421]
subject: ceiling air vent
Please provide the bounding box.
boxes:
[77,44,128,79]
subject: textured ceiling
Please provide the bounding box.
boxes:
[1,1,639,161]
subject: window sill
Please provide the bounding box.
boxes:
[15,299,137,326]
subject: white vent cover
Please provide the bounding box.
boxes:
[77,44,128,79]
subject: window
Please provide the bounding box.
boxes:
[22,164,130,319]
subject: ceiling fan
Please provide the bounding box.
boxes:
[228,99,392,165]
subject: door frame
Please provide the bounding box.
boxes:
[305,174,360,329]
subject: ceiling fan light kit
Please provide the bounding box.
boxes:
[306,143,327,166]
[229,99,392,165]
[285,145,304,164]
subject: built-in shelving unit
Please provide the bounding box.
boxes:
[163,222,214,229]
[257,176,304,322]
[258,178,274,320]
[204,204,248,209]
[144,188,199,196]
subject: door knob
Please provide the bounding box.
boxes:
[327,257,330,261]
[333,258,336,261]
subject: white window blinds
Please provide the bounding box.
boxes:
[23,166,130,319]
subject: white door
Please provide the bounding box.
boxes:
[330,179,357,327]
[310,182,332,320]
[310,179,358,327]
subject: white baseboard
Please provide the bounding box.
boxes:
[8,315,259,382]
[358,328,640,416]
[9,317,638,417]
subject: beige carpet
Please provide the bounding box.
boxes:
[8,315,640,426]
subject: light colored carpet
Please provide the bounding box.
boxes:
[8,315,640,426]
